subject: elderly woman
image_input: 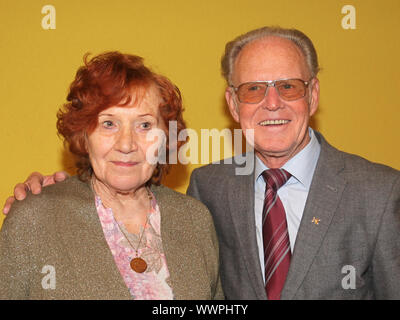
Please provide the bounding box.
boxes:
[0,52,223,300]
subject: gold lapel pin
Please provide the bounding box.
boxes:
[312,217,321,225]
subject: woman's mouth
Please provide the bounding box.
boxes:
[111,161,139,167]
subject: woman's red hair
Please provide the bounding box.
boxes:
[57,51,186,184]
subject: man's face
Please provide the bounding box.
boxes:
[226,36,319,168]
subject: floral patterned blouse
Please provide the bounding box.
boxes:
[95,193,174,300]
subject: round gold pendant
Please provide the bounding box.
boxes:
[130,257,147,273]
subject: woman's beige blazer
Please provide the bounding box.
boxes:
[0,176,223,300]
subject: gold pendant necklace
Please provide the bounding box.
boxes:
[113,188,153,273]
[116,214,149,273]
[92,178,152,273]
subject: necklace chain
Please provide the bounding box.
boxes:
[91,177,153,272]
[114,210,149,257]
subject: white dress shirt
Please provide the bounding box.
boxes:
[254,128,321,281]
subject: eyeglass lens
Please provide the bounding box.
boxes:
[237,79,307,103]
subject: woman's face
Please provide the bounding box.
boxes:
[86,85,166,193]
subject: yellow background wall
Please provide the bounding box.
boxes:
[1,0,399,227]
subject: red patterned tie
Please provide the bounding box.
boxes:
[262,169,292,300]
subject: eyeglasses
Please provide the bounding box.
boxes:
[231,78,311,104]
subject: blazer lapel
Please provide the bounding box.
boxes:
[154,186,188,299]
[227,167,267,300]
[281,133,347,299]
[154,185,213,299]
[56,179,132,299]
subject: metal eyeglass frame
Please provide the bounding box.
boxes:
[230,78,312,103]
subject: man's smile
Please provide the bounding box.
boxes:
[258,119,291,126]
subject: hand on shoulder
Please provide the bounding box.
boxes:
[2,171,69,215]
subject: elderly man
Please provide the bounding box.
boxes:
[186,26,400,299]
[3,26,400,299]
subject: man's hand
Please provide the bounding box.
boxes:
[2,171,69,215]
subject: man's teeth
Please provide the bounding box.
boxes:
[259,120,290,125]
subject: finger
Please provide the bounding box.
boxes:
[2,196,16,215]
[14,183,29,200]
[41,171,68,187]
[53,171,69,182]
[25,172,44,195]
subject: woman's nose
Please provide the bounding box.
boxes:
[115,128,137,153]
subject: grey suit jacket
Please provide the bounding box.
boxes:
[0,176,224,300]
[187,131,400,299]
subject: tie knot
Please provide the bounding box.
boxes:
[262,169,291,191]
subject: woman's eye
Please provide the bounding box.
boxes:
[140,122,152,130]
[102,120,114,128]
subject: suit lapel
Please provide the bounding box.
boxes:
[281,133,347,299]
[227,167,267,300]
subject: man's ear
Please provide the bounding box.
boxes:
[225,88,240,123]
[309,77,320,117]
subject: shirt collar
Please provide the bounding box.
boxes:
[255,128,321,190]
